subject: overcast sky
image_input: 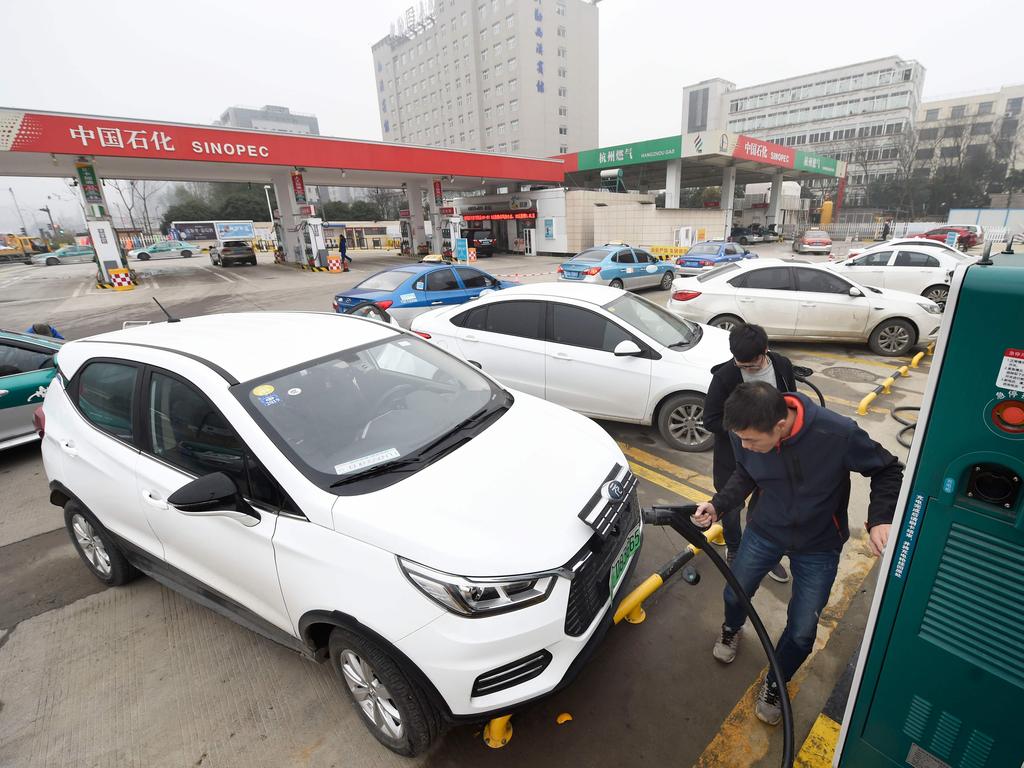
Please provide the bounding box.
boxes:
[2,0,1022,232]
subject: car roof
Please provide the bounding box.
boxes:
[473,281,623,306]
[0,329,63,349]
[858,239,960,255]
[64,312,398,383]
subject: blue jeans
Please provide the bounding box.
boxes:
[723,526,840,684]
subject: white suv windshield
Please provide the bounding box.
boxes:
[604,293,699,348]
[237,336,504,490]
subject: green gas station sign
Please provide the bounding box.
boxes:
[577,135,682,171]
[794,151,838,176]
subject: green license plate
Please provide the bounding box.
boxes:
[609,523,642,596]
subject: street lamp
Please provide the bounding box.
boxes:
[263,184,275,223]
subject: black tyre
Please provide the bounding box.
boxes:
[869,318,916,356]
[138,252,151,261]
[609,278,624,289]
[64,501,136,586]
[659,271,674,290]
[209,255,217,265]
[181,250,192,258]
[248,257,257,266]
[739,237,750,246]
[657,393,714,452]
[329,627,441,756]
[46,257,59,266]
[922,284,948,308]
[709,314,743,332]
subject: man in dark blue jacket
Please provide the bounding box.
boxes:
[693,382,903,726]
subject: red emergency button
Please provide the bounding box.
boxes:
[992,401,1024,433]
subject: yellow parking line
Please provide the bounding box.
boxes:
[627,462,710,504]
[617,443,716,493]
[795,713,842,767]
[794,349,930,371]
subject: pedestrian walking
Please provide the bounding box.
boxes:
[702,323,796,582]
[881,220,891,240]
[693,382,903,726]
[339,234,351,272]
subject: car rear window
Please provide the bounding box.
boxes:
[805,231,829,238]
[697,263,741,282]
[569,249,607,263]
[356,269,417,291]
[688,244,720,255]
[223,240,249,248]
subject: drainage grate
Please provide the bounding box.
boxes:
[822,366,880,384]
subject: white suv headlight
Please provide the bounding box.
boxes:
[917,302,942,315]
[399,557,562,617]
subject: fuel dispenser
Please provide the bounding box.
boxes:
[297,217,328,268]
[835,243,1024,767]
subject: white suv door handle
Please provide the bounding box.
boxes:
[463,333,478,342]
[738,298,754,304]
[800,303,817,308]
[0,389,8,397]
[553,352,572,361]
[60,439,78,457]
[142,490,168,510]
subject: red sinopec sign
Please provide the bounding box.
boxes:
[291,171,307,204]
[433,179,443,207]
[733,135,795,169]
[440,206,455,215]
[462,211,537,222]
[1,111,566,182]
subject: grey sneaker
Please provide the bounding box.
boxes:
[768,562,791,583]
[713,624,741,663]
[755,677,783,725]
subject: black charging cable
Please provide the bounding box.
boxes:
[643,504,795,768]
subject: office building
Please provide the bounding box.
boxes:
[215,104,320,135]
[371,0,599,156]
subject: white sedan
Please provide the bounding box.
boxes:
[411,282,731,451]
[666,259,942,357]
[827,242,974,308]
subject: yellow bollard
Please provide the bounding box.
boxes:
[897,365,910,378]
[881,377,894,394]
[483,715,513,748]
[927,342,935,355]
[911,351,926,369]
[857,391,878,416]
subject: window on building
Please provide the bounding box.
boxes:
[559,144,568,153]
[508,56,517,69]
[498,142,507,151]
[971,122,992,136]
[558,86,567,97]
[496,103,505,115]
[498,122,506,134]
[557,46,567,58]
[559,126,568,135]
[1000,118,1019,137]
[495,83,504,97]
[483,88,491,100]
[558,105,568,117]
[939,146,960,159]
[943,126,965,139]
[511,139,520,151]
[510,98,519,111]
[925,108,940,121]
[1008,98,1023,116]
[509,78,517,91]
[482,69,489,81]
[556,1,566,14]
[506,14,514,29]
[950,105,967,119]
[918,127,939,141]
[557,25,566,37]
[486,126,493,139]
[510,119,519,132]
[977,101,994,115]
[558,66,567,77]
[507,36,516,51]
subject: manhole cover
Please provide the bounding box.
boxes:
[822,366,879,384]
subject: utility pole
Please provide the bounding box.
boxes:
[38,205,57,242]
[9,187,29,235]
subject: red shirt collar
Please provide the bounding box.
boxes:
[779,395,805,446]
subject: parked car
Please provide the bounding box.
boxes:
[752,223,782,243]
[666,259,941,356]
[0,329,63,450]
[674,241,752,276]
[792,229,833,255]
[38,312,643,756]
[129,240,202,261]
[210,240,257,266]
[463,229,496,256]
[846,238,968,260]
[728,226,763,245]
[333,263,517,327]
[916,226,979,250]
[827,243,973,308]
[557,244,676,291]
[948,223,985,243]
[412,283,731,451]
[31,244,95,266]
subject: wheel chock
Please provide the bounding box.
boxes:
[708,525,726,546]
[483,714,513,748]
[556,712,573,725]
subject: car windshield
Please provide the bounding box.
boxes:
[604,292,699,348]
[236,335,502,490]
[688,244,721,255]
[697,263,741,282]
[568,249,607,263]
[356,269,418,291]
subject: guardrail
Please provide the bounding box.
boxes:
[857,343,934,415]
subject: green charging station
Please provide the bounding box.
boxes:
[835,246,1024,767]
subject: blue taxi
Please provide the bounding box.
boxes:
[557,244,676,291]
[674,241,755,276]
[332,263,517,327]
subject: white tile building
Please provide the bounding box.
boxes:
[682,57,926,205]
[371,0,598,157]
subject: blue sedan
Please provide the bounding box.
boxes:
[332,263,517,326]
[557,244,676,290]
[674,241,756,276]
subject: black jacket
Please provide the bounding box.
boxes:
[710,392,904,553]
[703,351,797,490]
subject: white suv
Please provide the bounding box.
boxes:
[38,312,642,756]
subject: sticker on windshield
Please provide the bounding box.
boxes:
[287,387,302,396]
[335,448,401,475]
[252,384,275,397]
[400,292,416,303]
[258,394,281,407]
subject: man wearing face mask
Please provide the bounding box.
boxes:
[703,323,796,581]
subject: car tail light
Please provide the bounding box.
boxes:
[582,266,601,276]
[699,259,714,267]
[33,406,45,438]
[332,299,339,311]
[375,300,394,311]
[556,265,564,274]
[672,290,702,301]
[414,331,432,339]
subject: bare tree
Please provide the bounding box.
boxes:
[108,180,140,231]
[368,188,403,220]
[133,180,168,235]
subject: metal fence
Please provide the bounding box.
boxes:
[820,221,1008,243]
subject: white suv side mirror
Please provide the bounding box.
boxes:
[613,340,643,357]
[849,287,863,297]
